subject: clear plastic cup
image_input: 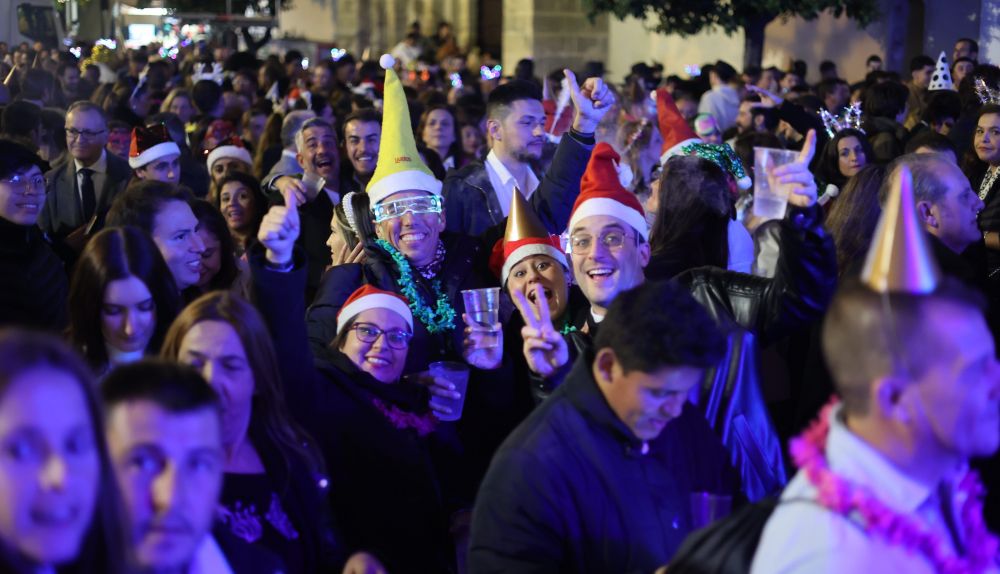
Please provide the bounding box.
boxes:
[752,147,799,220]
[301,172,326,200]
[428,361,471,422]
[461,287,501,348]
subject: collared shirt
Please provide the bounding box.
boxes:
[189,535,235,574]
[485,149,540,218]
[74,150,108,207]
[751,406,986,574]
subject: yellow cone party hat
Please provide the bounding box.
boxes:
[861,165,942,294]
[365,54,443,206]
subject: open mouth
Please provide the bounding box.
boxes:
[315,157,334,170]
[526,287,553,304]
[186,259,202,274]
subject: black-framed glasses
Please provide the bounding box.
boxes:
[66,128,106,139]
[568,230,636,254]
[0,174,46,194]
[350,322,413,350]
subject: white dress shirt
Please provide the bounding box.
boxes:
[74,150,109,206]
[751,406,993,574]
[485,150,539,218]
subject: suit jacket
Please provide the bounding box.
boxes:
[39,153,131,237]
[264,151,304,187]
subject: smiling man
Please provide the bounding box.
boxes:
[0,139,68,330]
[341,108,381,192]
[443,70,611,237]
[269,117,342,300]
[469,280,735,573]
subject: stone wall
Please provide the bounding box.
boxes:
[502,0,609,78]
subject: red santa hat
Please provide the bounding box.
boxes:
[128,124,180,169]
[488,186,568,284]
[656,88,701,164]
[336,285,413,335]
[569,142,648,240]
[206,137,253,171]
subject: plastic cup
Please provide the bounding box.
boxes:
[428,361,471,422]
[301,172,326,200]
[752,147,799,220]
[461,287,501,348]
[690,492,732,529]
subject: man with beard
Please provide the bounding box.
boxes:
[442,70,608,237]
[268,117,342,300]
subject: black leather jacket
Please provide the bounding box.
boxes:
[670,205,837,500]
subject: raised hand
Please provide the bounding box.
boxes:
[258,189,300,265]
[273,175,309,207]
[566,69,615,134]
[514,285,569,378]
[745,83,784,107]
[332,242,367,268]
[461,313,503,370]
[774,129,819,208]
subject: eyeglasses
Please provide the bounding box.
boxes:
[373,195,442,223]
[569,230,635,254]
[350,323,413,350]
[1,174,46,194]
[66,128,106,139]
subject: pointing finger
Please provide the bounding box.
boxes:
[797,129,817,165]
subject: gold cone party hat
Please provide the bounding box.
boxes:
[861,165,942,294]
[505,187,550,244]
[365,54,443,205]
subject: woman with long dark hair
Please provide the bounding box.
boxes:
[213,171,267,257]
[0,330,129,574]
[816,128,873,192]
[646,155,733,280]
[189,200,243,294]
[160,291,336,574]
[824,164,887,275]
[67,226,182,376]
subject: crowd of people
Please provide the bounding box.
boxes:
[0,23,999,573]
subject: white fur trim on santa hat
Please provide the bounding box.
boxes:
[129,141,180,169]
[659,137,702,166]
[367,169,443,206]
[337,293,413,334]
[501,243,568,285]
[207,145,253,170]
[569,197,649,241]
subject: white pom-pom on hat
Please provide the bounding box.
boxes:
[613,160,634,190]
[379,54,396,70]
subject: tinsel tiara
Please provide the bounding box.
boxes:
[819,102,864,138]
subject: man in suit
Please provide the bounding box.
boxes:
[39,101,131,240]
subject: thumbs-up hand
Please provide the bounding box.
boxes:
[567,69,614,134]
[258,191,300,265]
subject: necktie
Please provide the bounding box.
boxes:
[79,168,96,221]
